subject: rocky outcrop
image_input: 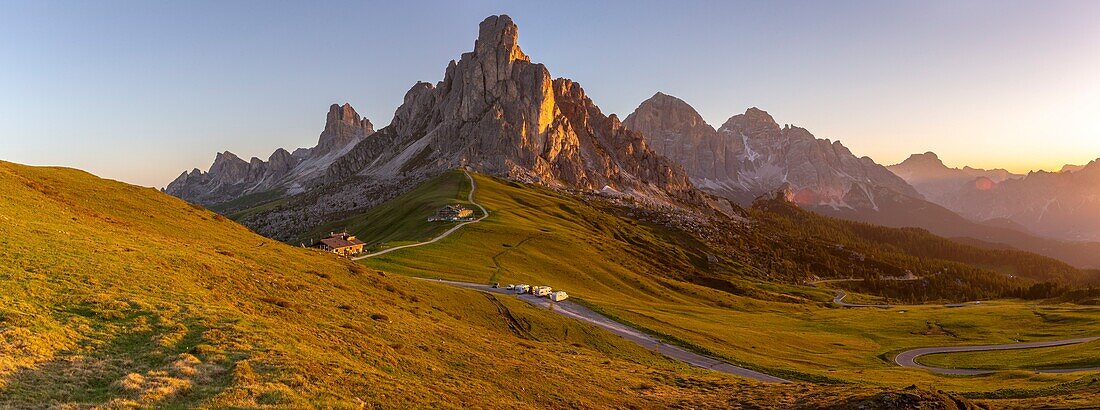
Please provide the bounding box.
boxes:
[325,15,697,203]
[887,151,1022,206]
[237,15,708,241]
[622,92,728,180]
[718,108,921,208]
[316,103,374,155]
[165,103,374,205]
[623,93,919,209]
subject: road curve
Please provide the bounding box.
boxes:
[894,336,1100,375]
[417,278,790,383]
[352,169,488,261]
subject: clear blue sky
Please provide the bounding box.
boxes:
[2,0,1098,187]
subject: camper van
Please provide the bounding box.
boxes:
[514,284,530,294]
[549,291,569,302]
[531,286,552,297]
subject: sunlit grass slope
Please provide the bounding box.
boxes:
[295,171,482,247]
[362,172,1100,405]
[0,160,910,408]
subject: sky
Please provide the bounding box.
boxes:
[1,0,1099,187]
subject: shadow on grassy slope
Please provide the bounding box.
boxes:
[0,302,240,408]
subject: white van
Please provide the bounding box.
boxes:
[549,291,569,302]
[514,284,530,294]
[531,286,552,297]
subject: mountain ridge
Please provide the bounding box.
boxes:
[232,15,708,240]
[888,152,1100,242]
[622,92,919,209]
[165,103,374,205]
[886,151,1022,207]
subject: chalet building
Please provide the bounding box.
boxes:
[313,232,365,256]
[430,204,474,221]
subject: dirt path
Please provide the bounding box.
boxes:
[352,169,487,260]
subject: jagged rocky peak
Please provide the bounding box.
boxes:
[624,95,920,209]
[623,92,715,139]
[720,107,781,135]
[622,92,722,180]
[474,14,529,64]
[325,14,698,204]
[166,102,376,205]
[210,151,248,176]
[317,103,374,154]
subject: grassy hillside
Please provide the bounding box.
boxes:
[293,170,481,248]
[1,160,944,408]
[360,172,1100,407]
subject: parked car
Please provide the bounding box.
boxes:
[549,291,569,302]
[531,286,552,297]
[514,284,530,294]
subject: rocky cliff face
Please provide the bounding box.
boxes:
[316,103,375,155]
[235,15,704,240]
[326,15,696,203]
[621,93,728,181]
[165,103,374,205]
[886,151,1022,206]
[623,93,919,209]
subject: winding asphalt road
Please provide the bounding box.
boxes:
[419,278,790,383]
[894,336,1100,375]
[350,169,787,382]
[352,172,1095,380]
[823,286,1097,375]
[352,169,488,261]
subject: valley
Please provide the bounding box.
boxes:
[5,8,1100,409]
[349,170,1100,405]
[0,161,834,408]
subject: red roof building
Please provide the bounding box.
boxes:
[313,232,365,256]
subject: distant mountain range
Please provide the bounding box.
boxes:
[890,153,1100,242]
[887,152,1022,206]
[167,15,701,240]
[165,103,374,205]
[619,92,1100,268]
[321,15,696,203]
[164,15,1100,268]
[622,92,918,209]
